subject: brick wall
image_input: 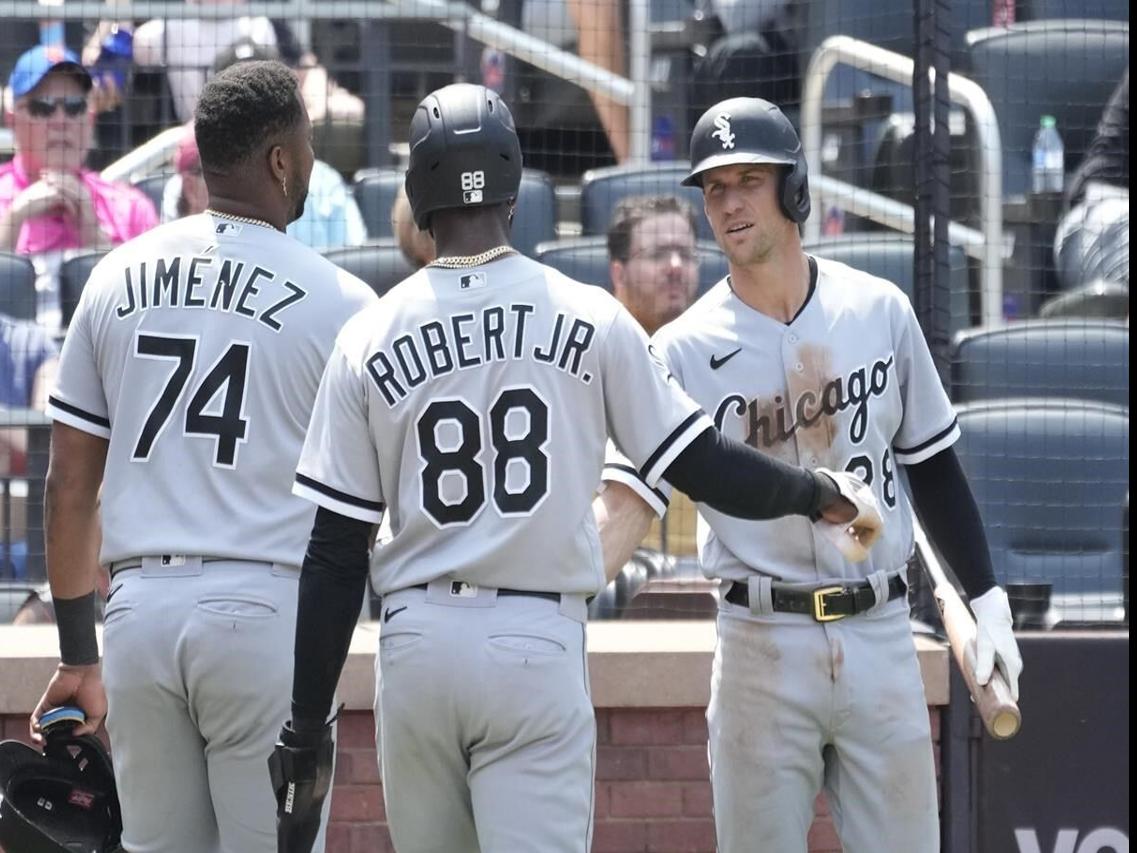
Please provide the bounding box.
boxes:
[1,706,941,853]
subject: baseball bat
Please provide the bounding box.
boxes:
[912,520,1021,740]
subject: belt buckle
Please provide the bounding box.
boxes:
[812,586,846,622]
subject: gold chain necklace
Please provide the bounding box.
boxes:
[428,245,517,269]
[205,208,278,231]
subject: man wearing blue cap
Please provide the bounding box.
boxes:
[1,45,157,328]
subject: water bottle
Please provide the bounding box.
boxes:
[1031,115,1064,194]
[650,115,676,162]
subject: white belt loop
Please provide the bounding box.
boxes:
[865,569,891,615]
[557,595,589,624]
[748,575,775,616]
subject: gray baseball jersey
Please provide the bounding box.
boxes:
[294,253,711,596]
[608,256,959,583]
[48,213,375,568]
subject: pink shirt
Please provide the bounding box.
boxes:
[0,155,158,254]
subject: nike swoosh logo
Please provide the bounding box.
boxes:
[383,605,408,623]
[710,348,742,370]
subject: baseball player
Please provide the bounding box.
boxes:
[602,98,1025,852]
[29,61,375,853]
[269,83,882,853]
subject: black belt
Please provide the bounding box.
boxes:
[725,575,907,622]
[410,582,561,604]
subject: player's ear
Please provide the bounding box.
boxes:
[267,142,288,186]
[609,260,627,295]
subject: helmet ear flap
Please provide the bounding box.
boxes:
[779,159,811,224]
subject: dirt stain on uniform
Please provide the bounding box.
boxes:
[788,344,838,460]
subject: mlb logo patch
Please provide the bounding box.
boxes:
[215,221,243,236]
[161,554,186,567]
[450,581,479,598]
[459,273,487,291]
[463,189,484,204]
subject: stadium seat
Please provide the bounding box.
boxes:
[533,237,729,295]
[353,167,557,258]
[950,319,1129,408]
[1018,0,1129,20]
[0,252,37,321]
[1038,281,1130,321]
[579,162,714,241]
[962,20,1130,198]
[323,240,415,298]
[352,167,402,241]
[804,234,972,335]
[133,173,172,216]
[954,398,1129,621]
[59,251,109,329]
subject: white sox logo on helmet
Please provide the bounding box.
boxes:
[711,113,736,149]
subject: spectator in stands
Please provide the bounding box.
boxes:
[391,183,436,269]
[1053,67,1129,293]
[607,194,701,557]
[131,0,277,123]
[607,194,700,335]
[689,0,802,124]
[162,121,366,251]
[1,313,57,579]
[0,45,158,328]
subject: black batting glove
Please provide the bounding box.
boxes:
[267,717,336,853]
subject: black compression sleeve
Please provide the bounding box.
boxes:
[291,506,373,728]
[663,427,826,519]
[905,447,997,599]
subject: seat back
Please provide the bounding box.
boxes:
[1038,281,1130,321]
[132,173,172,217]
[0,252,37,321]
[963,20,1130,197]
[59,251,109,329]
[954,398,1129,609]
[805,234,972,335]
[322,241,416,298]
[534,237,729,295]
[352,168,402,241]
[579,163,713,241]
[951,319,1129,407]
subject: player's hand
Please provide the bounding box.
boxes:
[268,719,336,853]
[30,662,106,743]
[970,586,1023,701]
[811,469,883,562]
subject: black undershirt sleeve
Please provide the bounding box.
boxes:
[290,506,374,729]
[904,446,998,599]
[663,426,835,520]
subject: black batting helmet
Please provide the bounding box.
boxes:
[405,83,523,231]
[683,97,811,224]
[0,708,122,853]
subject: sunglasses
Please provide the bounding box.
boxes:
[23,95,88,118]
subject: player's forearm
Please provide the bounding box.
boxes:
[291,507,372,728]
[44,427,107,600]
[594,483,654,583]
[664,427,825,519]
[905,447,997,599]
[566,0,630,162]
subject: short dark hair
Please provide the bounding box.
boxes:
[194,60,303,174]
[607,195,697,262]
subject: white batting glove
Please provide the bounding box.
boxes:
[811,469,883,563]
[970,586,1023,701]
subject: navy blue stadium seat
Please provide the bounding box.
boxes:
[805,234,972,335]
[132,173,172,217]
[533,237,729,295]
[954,398,1129,621]
[59,251,109,329]
[354,168,556,258]
[579,163,713,241]
[0,252,37,321]
[1038,281,1130,321]
[323,240,415,298]
[950,319,1129,407]
[352,168,402,241]
[962,20,1130,198]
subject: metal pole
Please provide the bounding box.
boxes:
[627,0,652,163]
